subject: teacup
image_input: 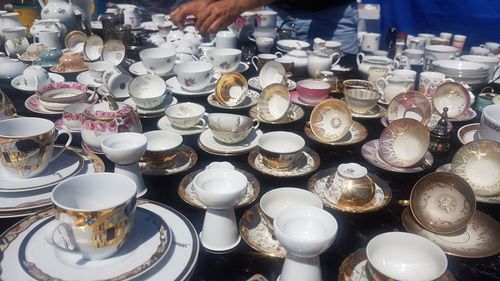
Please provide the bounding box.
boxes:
[366,232,447,281]
[391,69,417,82]
[214,72,248,106]
[275,57,294,77]
[34,30,61,49]
[344,88,381,114]
[361,33,381,53]
[342,79,374,92]
[142,130,183,167]
[387,91,432,125]
[102,66,133,99]
[249,27,278,41]
[38,47,63,67]
[204,48,242,73]
[478,104,500,142]
[259,61,286,89]
[62,102,88,130]
[56,51,86,72]
[129,74,167,109]
[4,37,29,58]
[208,113,259,144]
[257,83,291,121]
[366,67,390,83]
[418,71,454,98]
[151,13,166,25]
[21,65,51,90]
[2,26,27,40]
[325,163,375,207]
[255,10,277,27]
[258,131,305,170]
[215,30,237,49]
[139,47,176,75]
[404,48,424,65]
[423,45,457,70]
[0,58,27,79]
[255,36,274,53]
[88,61,114,83]
[0,117,72,178]
[47,173,137,260]
[251,53,282,72]
[174,61,214,92]
[296,79,330,105]
[470,46,490,56]
[164,102,206,129]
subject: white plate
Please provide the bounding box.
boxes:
[0,200,199,281]
[248,77,296,91]
[76,71,103,88]
[129,61,175,78]
[124,96,178,116]
[0,147,84,193]
[157,113,209,136]
[198,129,262,156]
[165,76,218,96]
[207,90,259,110]
[19,208,172,280]
[11,73,65,92]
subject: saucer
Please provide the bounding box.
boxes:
[304,121,368,146]
[179,168,260,209]
[11,73,65,92]
[350,104,387,119]
[457,123,480,145]
[207,90,259,110]
[55,118,81,133]
[25,94,97,115]
[96,85,130,99]
[165,76,218,96]
[308,167,391,213]
[249,104,304,125]
[139,144,197,176]
[239,204,286,258]
[382,115,454,133]
[338,248,456,281]
[361,139,433,173]
[76,71,103,88]
[19,207,172,280]
[248,77,296,91]
[248,147,320,177]
[49,64,88,74]
[0,147,84,193]
[402,208,500,258]
[290,90,329,108]
[156,114,208,136]
[81,141,104,155]
[447,108,477,122]
[129,61,175,78]
[0,199,199,280]
[198,129,263,156]
[124,97,178,118]
[234,62,250,73]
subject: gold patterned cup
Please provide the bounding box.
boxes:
[0,117,72,178]
[142,130,183,168]
[47,173,137,260]
[258,131,305,170]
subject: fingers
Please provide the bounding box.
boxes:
[170,3,198,29]
[207,17,225,34]
[197,10,220,34]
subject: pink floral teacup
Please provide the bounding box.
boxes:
[174,61,214,92]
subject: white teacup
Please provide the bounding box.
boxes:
[47,173,137,260]
[249,27,278,41]
[88,61,114,82]
[255,10,277,27]
[258,131,305,170]
[151,13,166,25]
[424,45,457,70]
[174,61,214,91]
[208,113,259,144]
[215,31,237,49]
[391,69,417,82]
[478,105,500,143]
[139,47,176,75]
[251,53,282,71]
[204,48,241,73]
[255,36,274,53]
[142,130,183,167]
[129,74,167,109]
[480,42,500,52]
[418,71,454,98]
[22,65,50,90]
[0,117,72,178]
[2,26,27,40]
[62,102,87,130]
[361,33,381,53]
[4,37,29,58]
[164,102,206,129]
[470,46,490,56]
[404,48,424,65]
[102,66,133,98]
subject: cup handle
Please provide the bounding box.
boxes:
[194,117,207,129]
[248,33,256,42]
[375,77,387,92]
[33,35,39,44]
[45,220,79,253]
[275,51,283,58]
[251,119,260,130]
[391,60,399,70]
[331,52,341,66]
[251,56,259,71]
[356,52,365,67]
[51,129,72,162]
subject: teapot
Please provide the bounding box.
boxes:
[81,96,142,152]
[357,53,398,79]
[41,0,77,31]
[30,19,67,38]
[282,48,308,77]
[307,51,341,78]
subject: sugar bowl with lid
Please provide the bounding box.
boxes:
[81,96,142,152]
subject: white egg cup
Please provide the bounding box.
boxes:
[101,132,148,197]
[193,164,248,252]
[274,206,338,281]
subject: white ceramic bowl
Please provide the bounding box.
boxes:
[193,168,247,209]
[129,74,167,109]
[101,132,147,165]
[0,59,27,79]
[258,131,305,169]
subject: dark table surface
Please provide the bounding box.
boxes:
[0,53,498,281]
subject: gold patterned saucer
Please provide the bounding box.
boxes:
[178,169,260,209]
[249,104,304,125]
[304,121,367,146]
[239,204,286,258]
[402,208,500,258]
[339,248,456,281]
[308,167,391,213]
[139,144,197,176]
[247,147,320,177]
[350,104,387,119]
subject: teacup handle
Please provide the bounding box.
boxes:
[44,220,80,253]
[251,119,260,130]
[51,129,72,162]
[194,117,207,129]
[251,56,259,71]
[375,77,387,92]
[356,52,365,67]
[331,52,341,66]
[247,33,256,42]
[274,51,283,58]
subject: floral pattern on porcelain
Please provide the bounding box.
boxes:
[37,81,87,96]
[84,104,134,120]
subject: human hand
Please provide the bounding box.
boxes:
[195,0,244,34]
[170,0,213,30]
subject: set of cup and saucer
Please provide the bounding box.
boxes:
[206,72,259,110]
[432,82,477,122]
[0,199,200,280]
[0,146,104,218]
[138,144,198,176]
[178,168,260,209]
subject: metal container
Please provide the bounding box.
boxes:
[100,13,123,41]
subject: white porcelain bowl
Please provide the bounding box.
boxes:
[129,74,167,109]
[101,132,147,165]
[193,168,247,209]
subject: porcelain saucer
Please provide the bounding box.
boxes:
[165,76,218,96]
[308,167,391,213]
[0,199,200,281]
[350,104,387,119]
[239,204,286,258]
[249,104,304,125]
[25,94,97,115]
[381,115,453,133]
[76,71,103,88]
[49,65,88,74]
[178,168,260,209]
[447,108,477,122]
[304,121,368,146]
[0,146,103,217]
[198,129,263,156]
[248,147,320,177]
[248,77,296,91]
[81,141,104,155]
[234,62,250,73]
[55,119,81,133]
[124,96,178,118]
[457,123,480,145]
[96,85,130,99]
[207,90,259,110]
[361,139,433,173]
[11,73,65,92]
[139,144,197,176]
[402,208,500,258]
[19,208,172,280]
[338,248,456,281]
[289,90,329,108]
[156,114,208,136]
[129,61,175,78]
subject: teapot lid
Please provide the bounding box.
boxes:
[287,48,307,57]
[84,96,135,120]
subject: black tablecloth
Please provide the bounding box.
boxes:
[0,55,498,281]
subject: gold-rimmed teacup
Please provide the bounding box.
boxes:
[258,131,304,170]
[215,72,248,107]
[142,130,183,168]
[208,113,259,144]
